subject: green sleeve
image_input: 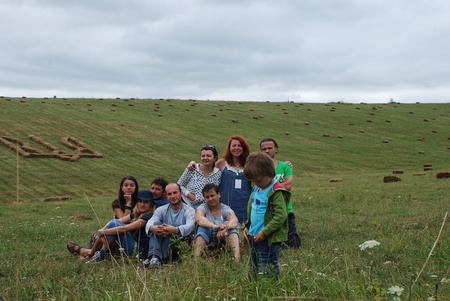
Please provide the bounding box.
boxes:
[262,191,288,236]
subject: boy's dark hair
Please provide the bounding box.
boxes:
[202,183,220,195]
[259,137,279,148]
[151,177,168,190]
[243,152,275,180]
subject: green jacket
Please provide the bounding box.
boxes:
[245,181,290,244]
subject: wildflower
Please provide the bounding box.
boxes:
[427,297,436,301]
[359,240,380,250]
[387,285,404,296]
[195,287,201,291]
[441,278,450,283]
[316,272,326,276]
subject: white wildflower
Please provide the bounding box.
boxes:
[441,278,450,283]
[195,287,201,291]
[430,275,437,278]
[387,285,404,296]
[427,297,436,301]
[359,240,380,250]
[316,272,326,276]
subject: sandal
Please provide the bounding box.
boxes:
[67,241,82,255]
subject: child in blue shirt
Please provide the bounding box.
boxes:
[243,152,290,280]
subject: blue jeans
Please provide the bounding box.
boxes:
[147,233,193,263]
[248,239,282,280]
[105,219,135,256]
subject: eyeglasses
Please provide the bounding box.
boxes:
[201,144,216,150]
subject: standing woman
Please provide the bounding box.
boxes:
[112,175,139,219]
[178,145,222,209]
[216,135,252,225]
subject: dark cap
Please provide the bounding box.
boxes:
[137,190,154,202]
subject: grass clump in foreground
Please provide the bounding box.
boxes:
[0,98,449,299]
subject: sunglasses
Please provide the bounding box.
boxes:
[201,144,216,150]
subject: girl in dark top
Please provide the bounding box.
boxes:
[111,175,139,219]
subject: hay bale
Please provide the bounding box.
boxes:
[423,119,429,122]
[284,132,289,135]
[337,135,343,139]
[436,172,450,179]
[418,151,425,154]
[367,120,372,123]
[323,134,329,137]
[385,120,391,123]
[44,196,72,202]
[304,122,310,125]
[383,176,401,183]
[431,130,437,133]
[359,130,364,133]
[252,116,259,120]
[382,140,389,143]
[416,137,426,141]
[392,170,403,174]
[330,178,343,182]
[210,114,217,117]
[231,119,238,123]
[424,167,433,171]
[283,112,289,115]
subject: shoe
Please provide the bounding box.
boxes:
[86,251,105,264]
[143,256,161,269]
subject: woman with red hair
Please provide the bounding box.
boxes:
[215,135,252,225]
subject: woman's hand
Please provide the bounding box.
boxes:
[187,161,197,171]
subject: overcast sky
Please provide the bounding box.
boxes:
[1,0,449,103]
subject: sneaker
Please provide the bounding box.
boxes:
[86,251,105,264]
[143,256,161,269]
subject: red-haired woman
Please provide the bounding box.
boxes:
[215,135,252,225]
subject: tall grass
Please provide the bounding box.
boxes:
[0,97,449,300]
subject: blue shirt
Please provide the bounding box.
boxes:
[248,179,275,236]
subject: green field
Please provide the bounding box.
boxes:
[0,97,449,300]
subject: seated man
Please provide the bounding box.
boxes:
[144,183,195,268]
[194,184,240,262]
[149,177,170,208]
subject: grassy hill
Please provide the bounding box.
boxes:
[0,97,449,300]
[1,97,449,202]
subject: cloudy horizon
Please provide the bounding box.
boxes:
[1,1,449,103]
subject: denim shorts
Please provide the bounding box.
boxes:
[195,225,238,248]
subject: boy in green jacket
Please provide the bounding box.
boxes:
[243,152,290,280]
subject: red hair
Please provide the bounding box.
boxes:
[222,135,251,167]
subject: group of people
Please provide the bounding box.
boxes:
[67,135,302,279]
